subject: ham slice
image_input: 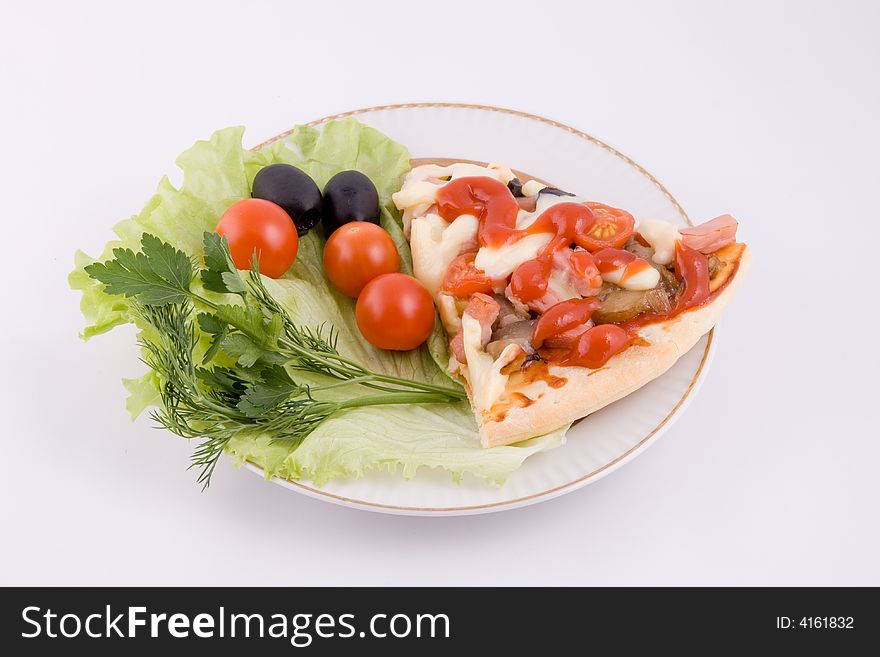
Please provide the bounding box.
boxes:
[450,331,466,363]
[451,293,501,363]
[465,293,500,345]
[562,249,604,297]
[680,214,738,254]
[516,195,538,212]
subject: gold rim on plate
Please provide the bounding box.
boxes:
[248,102,712,513]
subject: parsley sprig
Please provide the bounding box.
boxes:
[85,232,464,488]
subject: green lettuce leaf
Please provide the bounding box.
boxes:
[69,126,270,337]
[122,372,162,420]
[71,119,566,486]
[226,408,566,486]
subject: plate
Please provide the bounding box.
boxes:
[246,103,714,515]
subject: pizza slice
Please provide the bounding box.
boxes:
[392,159,750,447]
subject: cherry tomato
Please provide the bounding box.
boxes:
[577,202,635,251]
[323,222,399,297]
[441,253,495,298]
[356,273,435,351]
[216,199,298,278]
[532,298,601,347]
[561,324,630,369]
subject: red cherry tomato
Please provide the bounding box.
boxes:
[561,324,630,369]
[577,202,635,251]
[441,253,496,298]
[356,273,435,351]
[323,222,400,297]
[216,198,298,278]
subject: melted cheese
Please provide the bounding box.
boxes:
[437,293,462,334]
[515,193,585,229]
[405,164,449,182]
[474,232,553,279]
[475,194,589,279]
[546,268,581,302]
[521,180,546,196]
[638,219,681,265]
[461,316,518,412]
[410,213,479,296]
[401,165,668,310]
[392,181,439,209]
[392,163,512,212]
[398,168,592,285]
[487,163,516,183]
[448,163,508,181]
[600,264,660,291]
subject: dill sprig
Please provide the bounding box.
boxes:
[86,232,465,488]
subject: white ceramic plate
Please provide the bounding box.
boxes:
[246,104,715,515]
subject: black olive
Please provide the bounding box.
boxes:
[507,177,524,197]
[322,170,380,236]
[538,186,575,197]
[252,164,323,236]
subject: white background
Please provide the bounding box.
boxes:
[2,0,878,585]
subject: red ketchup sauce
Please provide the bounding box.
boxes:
[560,323,630,369]
[531,297,601,348]
[618,242,712,332]
[436,177,597,304]
[592,247,653,286]
[672,242,710,310]
[435,177,720,369]
[530,297,629,369]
